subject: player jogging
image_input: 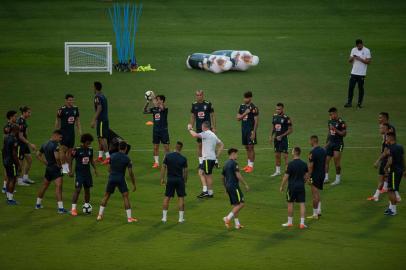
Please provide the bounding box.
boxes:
[97,141,137,223]
[55,94,81,174]
[91,81,110,165]
[236,91,259,173]
[270,103,293,177]
[160,141,188,223]
[222,148,249,230]
[188,121,224,198]
[2,110,17,193]
[2,124,20,205]
[70,133,97,216]
[325,107,347,186]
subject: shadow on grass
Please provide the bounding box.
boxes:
[255,228,304,250]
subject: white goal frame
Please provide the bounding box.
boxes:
[64,42,112,75]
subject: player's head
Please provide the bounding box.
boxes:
[243,91,253,104]
[310,135,319,147]
[156,95,166,105]
[276,103,284,114]
[378,112,389,124]
[385,132,396,145]
[241,52,252,64]
[19,106,31,118]
[175,141,183,152]
[119,141,128,152]
[328,107,338,119]
[292,146,301,157]
[195,90,204,102]
[355,39,363,50]
[52,129,63,142]
[202,121,211,131]
[228,148,238,160]
[380,123,390,135]
[80,133,94,148]
[94,81,102,93]
[9,124,19,136]
[6,110,17,123]
[65,94,74,107]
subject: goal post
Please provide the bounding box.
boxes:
[64,42,112,75]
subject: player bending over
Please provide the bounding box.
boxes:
[35,130,68,213]
[144,93,170,168]
[222,148,249,230]
[2,124,20,204]
[70,133,97,216]
[2,110,17,193]
[280,147,310,229]
[160,141,188,223]
[97,141,137,223]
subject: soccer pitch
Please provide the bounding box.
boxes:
[1,0,406,269]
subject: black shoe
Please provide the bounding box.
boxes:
[207,194,214,198]
[197,191,209,198]
[357,103,363,108]
[344,103,352,108]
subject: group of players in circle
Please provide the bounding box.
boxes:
[2,81,405,228]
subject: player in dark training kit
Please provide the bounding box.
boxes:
[97,141,138,223]
[222,148,249,230]
[280,147,310,229]
[35,130,68,213]
[55,94,81,175]
[160,141,188,223]
[2,110,17,193]
[189,90,216,166]
[270,103,293,177]
[307,135,326,219]
[236,91,259,173]
[144,93,170,168]
[91,81,110,165]
[383,133,405,216]
[70,133,97,216]
[325,107,347,186]
[2,124,20,204]
[17,106,36,186]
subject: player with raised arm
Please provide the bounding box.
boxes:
[70,133,97,216]
[91,81,110,165]
[236,91,259,173]
[222,148,249,230]
[35,130,68,213]
[189,90,216,167]
[2,110,17,193]
[97,141,137,223]
[160,141,188,223]
[55,94,81,174]
[188,121,224,198]
[325,107,347,186]
[270,103,293,177]
[143,93,170,168]
[2,124,20,204]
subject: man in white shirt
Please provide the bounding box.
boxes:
[344,39,372,108]
[188,121,224,198]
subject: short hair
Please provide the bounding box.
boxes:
[6,110,17,119]
[243,91,253,98]
[119,141,128,150]
[53,129,63,135]
[196,90,204,95]
[19,106,30,113]
[356,39,363,45]
[381,123,390,130]
[310,135,318,142]
[65,94,74,99]
[156,95,166,102]
[328,107,337,113]
[80,133,94,143]
[379,112,389,120]
[276,102,284,108]
[228,148,238,155]
[176,141,183,147]
[386,132,396,140]
[94,81,102,91]
[202,121,211,129]
[293,146,301,155]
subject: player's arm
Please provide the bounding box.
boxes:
[236,108,250,121]
[280,173,289,192]
[354,55,371,64]
[12,144,20,169]
[55,117,61,129]
[75,117,82,135]
[374,150,387,168]
[90,155,98,176]
[188,126,202,138]
[210,111,217,132]
[304,172,311,184]
[308,161,314,177]
[18,129,36,150]
[127,164,136,191]
[335,124,347,137]
[54,149,62,167]
[251,115,259,140]
[189,113,196,129]
[36,151,47,166]
[91,104,102,128]
[216,140,224,159]
[160,164,167,185]
[183,166,188,184]
[236,171,249,191]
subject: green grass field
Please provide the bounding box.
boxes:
[1,0,406,269]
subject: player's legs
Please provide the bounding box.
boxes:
[84,187,90,203]
[71,185,82,215]
[309,185,320,218]
[197,169,208,196]
[325,155,332,182]
[59,145,68,173]
[122,192,137,222]
[346,75,357,106]
[5,175,17,203]
[245,144,255,172]
[357,76,365,107]
[54,177,66,211]
[299,202,306,228]
[163,144,170,154]
[2,170,8,193]
[271,151,282,177]
[161,196,171,222]
[178,197,185,222]
[197,142,203,165]
[20,153,33,184]
[97,192,111,220]
[331,151,342,185]
[282,202,294,227]
[206,174,214,196]
[35,179,51,208]
[153,143,160,167]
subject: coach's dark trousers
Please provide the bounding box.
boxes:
[347,74,365,105]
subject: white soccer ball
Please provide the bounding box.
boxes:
[145,90,154,101]
[82,203,92,214]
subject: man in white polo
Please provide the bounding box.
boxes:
[344,39,371,108]
[188,121,224,198]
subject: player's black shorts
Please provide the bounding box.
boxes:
[311,176,324,190]
[226,185,244,205]
[274,138,289,153]
[326,142,344,157]
[165,177,186,197]
[199,159,216,175]
[286,188,305,203]
[241,129,257,146]
[387,170,403,192]
[60,131,75,149]
[17,143,30,160]
[379,159,388,176]
[75,175,93,189]
[4,163,18,178]
[153,129,170,145]
[44,165,63,181]
[97,120,109,139]
[106,177,128,194]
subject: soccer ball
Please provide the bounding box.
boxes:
[145,90,154,101]
[82,203,92,214]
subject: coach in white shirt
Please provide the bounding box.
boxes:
[344,39,372,108]
[188,121,224,198]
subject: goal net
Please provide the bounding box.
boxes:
[65,42,112,74]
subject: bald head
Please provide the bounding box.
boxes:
[195,90,204,102]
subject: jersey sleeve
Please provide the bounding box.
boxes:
[287,116,292,126]
[308,152,314,163]
[184,158,188,168]
[94,96,100,106]
[286,163,292,175]
[57,108,62,118]
[209,102,214,113]
[127,157,133,168]
[366,49,371,58]
[39,144,45,154]
[234,162,240,172]
[238,105,243,114]
[350,48,355,57]
[200,132,207,140]
[190,104,195,114]
[76,107,80,117]
[252,105,259,116]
